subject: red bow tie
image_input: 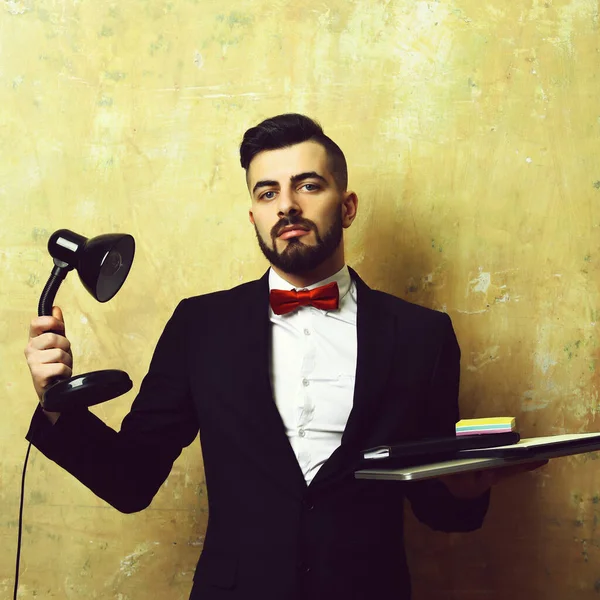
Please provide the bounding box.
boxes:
[269,281,340,315]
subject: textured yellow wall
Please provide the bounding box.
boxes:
[2,0,600,598]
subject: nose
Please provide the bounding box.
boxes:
[276,189,301,218]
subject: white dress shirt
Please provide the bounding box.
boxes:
[268,265,358,485]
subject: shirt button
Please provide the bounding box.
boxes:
[304,328,311,336]
[298,562,311,574]
[298,428,306,438]
[302,378,309,387]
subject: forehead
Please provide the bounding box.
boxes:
[246,141,331,187]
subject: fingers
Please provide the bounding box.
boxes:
[36,347,73,368]
[29,314,66,339]
[25,335,72,373]
[25,355,73,401]
[27,331,71,354]
[25,306,73,402]
[441,471,494,499]
[32,362,73,389]
[492,460,549,479]
[469,460,550,490]
[441,459,549,498]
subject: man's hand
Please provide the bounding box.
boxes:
[440,460,549,499]
[24,306,72,424]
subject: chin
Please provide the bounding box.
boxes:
[281,236,314,248]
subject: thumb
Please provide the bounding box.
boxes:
[52,306,65,330]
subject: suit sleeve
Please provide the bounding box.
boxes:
[404,313,490,532]
[25,299,199,514]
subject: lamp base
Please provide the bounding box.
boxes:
[42,369,133,412]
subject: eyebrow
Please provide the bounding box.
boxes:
[252,171,329,195]
[290,171,328,186]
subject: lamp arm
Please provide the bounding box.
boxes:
[38,259,73,317]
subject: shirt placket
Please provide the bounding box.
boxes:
[296,308,316,471]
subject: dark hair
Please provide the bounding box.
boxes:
[239,113,348,190]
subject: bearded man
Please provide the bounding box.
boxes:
[26,114,529,599]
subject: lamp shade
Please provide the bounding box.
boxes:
[39,228,136,412]
[48,229,135,302]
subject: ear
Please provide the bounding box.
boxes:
[249,210,255,225]
[341,191,358,228]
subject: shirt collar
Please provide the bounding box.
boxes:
[268,265,353,302]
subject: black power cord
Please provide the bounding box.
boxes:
[14,441,32,600]
[14,263,62,599]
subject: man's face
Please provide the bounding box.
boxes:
[247,141,356,275]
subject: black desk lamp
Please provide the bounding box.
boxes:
[38,229,136,412]
[14,230,137,599]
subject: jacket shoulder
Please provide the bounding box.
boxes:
[351,267,451,327]
[364,289,458,358]
[176,277,266,313]
[370,289,450,322]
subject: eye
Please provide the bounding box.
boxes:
[301,183,320,192]
[261,190,277,200]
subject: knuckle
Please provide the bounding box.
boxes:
[59,365,72,379]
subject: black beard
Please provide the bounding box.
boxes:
[254,211,343,275]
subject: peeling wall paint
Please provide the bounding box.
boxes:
[3,0,600,598]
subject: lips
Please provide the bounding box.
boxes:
[279,229,310,240]
[277,225,311,240]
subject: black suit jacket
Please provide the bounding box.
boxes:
[27,269,489,600]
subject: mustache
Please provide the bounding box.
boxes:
[271,216,317,239]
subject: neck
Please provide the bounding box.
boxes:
[272,248,345,289]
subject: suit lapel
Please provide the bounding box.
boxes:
[342,271,395,446]
[229,272,307,497]
[310,270,395,488]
